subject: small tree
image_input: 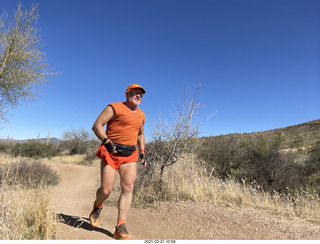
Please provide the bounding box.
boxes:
[61,128,91,155]
[137,85,213,195]
[0,3,52,124]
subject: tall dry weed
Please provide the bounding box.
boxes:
[0,184,59,239]
[0,157,59,239]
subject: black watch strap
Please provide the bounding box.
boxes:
[102,137,108,144]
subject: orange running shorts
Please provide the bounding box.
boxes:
[96,145,138,170]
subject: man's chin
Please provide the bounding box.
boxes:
[132,99,141,106]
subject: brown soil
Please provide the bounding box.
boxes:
[50,163,320,240]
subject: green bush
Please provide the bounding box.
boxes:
[82,139,100,165]
[0,141,16,154]
[242,135,307,193]
[197,134,246,179]
[304,141,320,190]
[11,140,59,158]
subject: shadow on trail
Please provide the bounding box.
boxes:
[56,213,113,238]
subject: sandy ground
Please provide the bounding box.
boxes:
[50,162,320,240]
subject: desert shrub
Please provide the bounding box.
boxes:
[0,160,59,188]
[11,140,59,159]
[134,140,165,203]
[240,135,309,194]
[304,140,320,173]
[0,141,16,154]
[197,134,246,179]
[304,140,320,190]
[82,139,101,165]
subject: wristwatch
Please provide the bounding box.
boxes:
[102,137,109,145]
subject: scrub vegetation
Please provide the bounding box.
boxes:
[134,119,320,222]
[0,157,60,239]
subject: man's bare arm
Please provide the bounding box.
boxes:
[137,125,145,150]
[137,125,146,166]
[92,105,116,141]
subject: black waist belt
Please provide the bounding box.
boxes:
[115,144,136,156]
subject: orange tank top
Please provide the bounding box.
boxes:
[106,102,145,146]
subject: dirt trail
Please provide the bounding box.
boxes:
[50,163,320,240]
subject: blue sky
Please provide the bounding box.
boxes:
[0,0,319,141]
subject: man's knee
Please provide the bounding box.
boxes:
[98,186,113,198]
[119,162,137,194]
[121,181,135,194]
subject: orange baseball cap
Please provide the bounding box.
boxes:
[126,84,146,94]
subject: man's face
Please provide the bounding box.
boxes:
[127,88,144,106]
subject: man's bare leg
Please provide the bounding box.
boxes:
[117,162,137,222]
[96,161,118,206]
[90,161,117,227]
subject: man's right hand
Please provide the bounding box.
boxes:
[104,140,117,154]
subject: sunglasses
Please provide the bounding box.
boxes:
[130,90,144,98]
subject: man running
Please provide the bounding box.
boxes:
[90,84,146,240]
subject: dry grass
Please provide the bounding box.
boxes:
[0,156,59,240]
[0,185,59,239]
[38,154,100,166]
[135,153,320,223]
[39,154,85,164]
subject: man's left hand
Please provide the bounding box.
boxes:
[140,153,146,167]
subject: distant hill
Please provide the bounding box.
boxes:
[201,119,320,148]
[254,119,320,148]
[258,119,320,134]
[0,137,61,145]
